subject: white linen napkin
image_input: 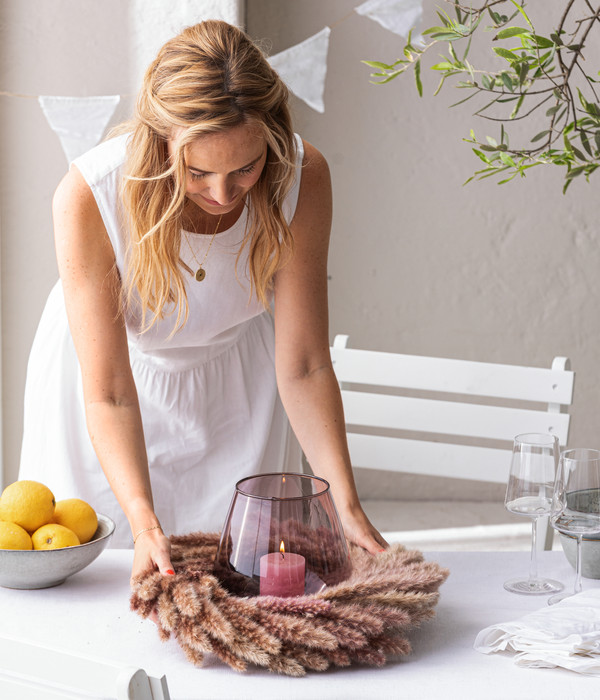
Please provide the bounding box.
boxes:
[474,589,600,675]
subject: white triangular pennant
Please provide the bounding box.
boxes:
[38,95,121,163]
[268,27,331,113]
[355,0,423,39]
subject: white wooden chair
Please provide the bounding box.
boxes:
[330,334,575,550]
[0,635,170,700]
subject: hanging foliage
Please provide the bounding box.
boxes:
[364,1,600,192]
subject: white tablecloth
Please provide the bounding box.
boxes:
[1,549,599,699]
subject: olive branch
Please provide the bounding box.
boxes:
[364,0,600,192]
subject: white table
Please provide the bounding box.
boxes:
[1,549,598,699]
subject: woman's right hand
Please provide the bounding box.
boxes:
[130,527,174,588]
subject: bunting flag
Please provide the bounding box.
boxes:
[355,0,423,39]
[268,27,331,114]
[38,95,121,163]
[12,0,424,144]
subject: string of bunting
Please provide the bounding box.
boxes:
[1,0,422,163]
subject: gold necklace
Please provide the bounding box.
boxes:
[183,213,223,282]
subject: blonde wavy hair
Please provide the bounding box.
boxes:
[115,20,297,333]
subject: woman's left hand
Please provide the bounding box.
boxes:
[338,505,389,554]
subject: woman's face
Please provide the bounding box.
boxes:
[169,122,267,217]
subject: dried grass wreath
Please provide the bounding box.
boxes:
[130,532,449,677]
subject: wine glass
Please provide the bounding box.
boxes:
[548,448,600,605]
[503,433,564,595]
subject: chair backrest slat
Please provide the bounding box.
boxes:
[331,346,575,405]
[346,433,511,483]
[341,390,571,445]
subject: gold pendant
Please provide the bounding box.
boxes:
[195,267,206,282]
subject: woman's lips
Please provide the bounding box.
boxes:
[201,195,236,207]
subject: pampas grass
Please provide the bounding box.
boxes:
[131,532,449,677]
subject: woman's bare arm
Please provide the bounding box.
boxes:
[53,166,173,581]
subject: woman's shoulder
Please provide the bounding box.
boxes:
[299,139,329,180]
[297,138,331,204]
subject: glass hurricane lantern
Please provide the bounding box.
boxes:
[214,473,351,597]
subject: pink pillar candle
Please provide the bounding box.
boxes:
[259,545,305,597]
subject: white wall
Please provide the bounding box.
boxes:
[3,1,599,507]
[0,0,242,488]
[246,0,600,501]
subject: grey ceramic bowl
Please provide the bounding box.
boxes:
[559,532,600,579]
[558,487,600,579]
[0,513,115,589]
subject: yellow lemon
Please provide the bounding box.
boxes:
[53,498,98,544]
[0,480,55,533]
[0,521,33,550]
[31,523,80,550]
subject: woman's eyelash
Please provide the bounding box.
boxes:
[189,164,256,181]
[236,164,256,175]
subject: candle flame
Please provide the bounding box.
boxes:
[280,540,285,559]
[282,475,286,484]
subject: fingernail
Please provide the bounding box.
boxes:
[165,569,175,575]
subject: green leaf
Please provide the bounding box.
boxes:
[361,60,394,70]
[495,27,530,40]
[499,152,516,167]
[546,104,561,117]
[493,47,519,61]
[429,32,464,42]
[498,172,519,184]
[580,129,593,156]
[565,165,586,179]
[422,26,449,36]
[463,34,473,61]
[588,103,600,118]
[508,0,533,28]
[531,34,555,49]
[448,91,479,108]
[518,61,530,85]
[531,130,551,143]
[594,131,600,153]
[501,72,514,91]
[431,61,455,71]
[435,11,451,27]
[472,148,492,164]
[449,42,460,64]
[510,93,525,118]
[414,59,423,97]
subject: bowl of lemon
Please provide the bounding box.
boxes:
[0,480,115,589]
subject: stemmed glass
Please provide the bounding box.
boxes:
[503,433,564,595]
[548,448,600,605]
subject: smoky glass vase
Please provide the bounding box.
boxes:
[214,472,351,597]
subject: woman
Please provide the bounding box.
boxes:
[20,20,387,582]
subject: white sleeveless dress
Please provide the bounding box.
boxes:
[19,133,303,548]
